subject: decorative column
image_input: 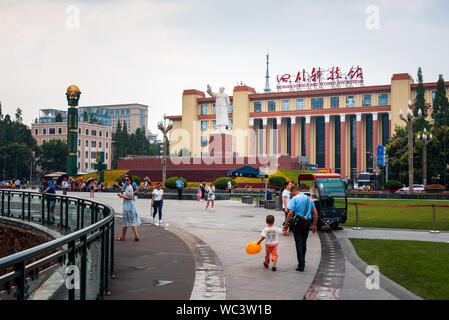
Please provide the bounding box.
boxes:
[324,114,330,169]
[356,113,362,178]
[340,114,346,178]
[276,117,281,154]
[290,116,296,156]
[305,115,311,159]
[66,85,81,177]
[388,112,392,141]
[249,118,255,156]
[262,118,267,155]
[372,112,378,172]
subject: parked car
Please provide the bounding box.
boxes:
[398,184,425,193]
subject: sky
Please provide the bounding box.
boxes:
[1,0,449,137]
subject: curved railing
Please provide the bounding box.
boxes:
[0,190,114,300]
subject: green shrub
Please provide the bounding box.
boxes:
[269,176,287,188]
[214,177,236,190]
[132,175,141,185]
[384,180,403,192]
[164,177,188,189]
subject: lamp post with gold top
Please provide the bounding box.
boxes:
[66,85,81,177]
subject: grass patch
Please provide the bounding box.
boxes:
[343,199,449,230]
[350,239,449,300]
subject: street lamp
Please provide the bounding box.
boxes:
[399,100,422,193]
[158,114,173,186]
[417,128,433,186]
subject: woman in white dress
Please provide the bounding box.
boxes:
[116,176,141,241]
[205,182,216,210]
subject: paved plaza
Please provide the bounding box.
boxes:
[68,191,447,300]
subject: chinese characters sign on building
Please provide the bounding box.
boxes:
[276,66,364,90]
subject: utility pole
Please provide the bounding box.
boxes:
[399,100,422,193]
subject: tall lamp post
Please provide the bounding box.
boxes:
[158,115,173,186]
[399,100,422,193]
[417,128,432,186]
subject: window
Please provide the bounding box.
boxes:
[49,128,55,135]
[85,162,88,169]
[362,95,371,107]
[330,97,339,108]
[228,103,233,114]
[91,130,97,136]
[268,101,276,112]
[91,152,96,158]
[78,139,81,146]
[86,129,89,135]
[379,94,389,106]
[58,127,62,134]
[106,142,109,149]
[126,109,130,115]
[213,104,216,114]
[201,104,208,115]
[346,96,355,107]
[311,98,324,109]
[99,141,102,148]
[91,141,96,147]
[99,131,102,137]
[106,132,109,138]
[201,136,208,147]
[121,109,125,115]
[106,153,108,159]
[85,151,88,158]
[213,120,216,130]
[282,100,290,111]
[78,151,80,157]
[35,129,38,135]
[201,120,208,131]
[85,140,89,147]
[227,119,233,130]
[296,99,305,110]
[254,102,262,112]
[78,128,81,134]
[42,139,46,143]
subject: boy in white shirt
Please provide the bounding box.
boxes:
[257,215,283,271]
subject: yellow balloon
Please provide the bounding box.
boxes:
[245,242,262,255]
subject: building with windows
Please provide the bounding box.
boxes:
[31,117,113,172]
[166,73,449,180]
[89,103,148,134]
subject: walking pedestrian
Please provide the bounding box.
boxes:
[62,177,69,195]
[89,180,96,197]
[176,176,184,200]
[282,181,294,235]
[116,176,141,241]
[200,182,206,201]
[40,177,56,225]
[283,186,318,272]
[205,182,215,209]
[257,214,282,271]
[151,183,164,226]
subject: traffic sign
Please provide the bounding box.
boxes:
[377,145,385,166]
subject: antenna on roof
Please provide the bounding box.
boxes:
[264,51,271,93]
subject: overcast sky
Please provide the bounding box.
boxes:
[1,0,449,136]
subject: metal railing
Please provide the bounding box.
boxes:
[0,190,114,300]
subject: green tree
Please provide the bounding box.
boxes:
[37,139,67,173]
[55,112,63,122]
[431,74,449,127]
[413,68,429,132]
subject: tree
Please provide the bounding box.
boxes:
[55,112,63,122]
[37,140,67,173]
[413,68,429,132]
[431,74,449,127]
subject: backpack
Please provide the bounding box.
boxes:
[288,196,311,232]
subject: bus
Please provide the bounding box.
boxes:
[298,173,348,230]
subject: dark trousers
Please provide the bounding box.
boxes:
[292,223,310,269]
[153,200,163,220]
[177,187,183,200]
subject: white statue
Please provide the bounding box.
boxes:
[207,85,230,133]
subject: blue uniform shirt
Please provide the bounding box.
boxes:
[176,179,184,188]
[287,193,315,220]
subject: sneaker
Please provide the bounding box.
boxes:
[296,267,304,272]
[159,220,163,227]
[272,267,277,272]
[263,262,268,268]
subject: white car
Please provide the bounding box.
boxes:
[398,184,425,193]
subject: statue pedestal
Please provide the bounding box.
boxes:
[209,133,233,158]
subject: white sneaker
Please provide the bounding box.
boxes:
[159,220,163,227]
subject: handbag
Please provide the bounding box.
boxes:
[289,197,310,232]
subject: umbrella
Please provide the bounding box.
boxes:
[227,166,268,178]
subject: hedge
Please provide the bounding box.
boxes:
[268,176,287,188]
[384,180,403,192]
[214,177,236,190]
[164,177,188,189]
